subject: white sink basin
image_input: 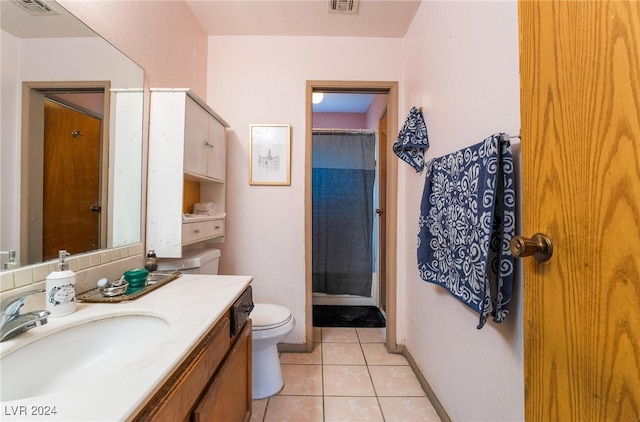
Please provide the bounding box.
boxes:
[0,314,170,401]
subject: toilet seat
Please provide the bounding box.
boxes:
[251,303,292,331]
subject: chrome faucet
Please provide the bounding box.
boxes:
[1,289,50,342]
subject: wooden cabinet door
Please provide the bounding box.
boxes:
[133,318,231,422]
[192,321,252,422]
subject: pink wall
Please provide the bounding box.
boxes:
[400,2,523,420]
[207,35,403,344]
[59,1,208,96]
[365,94,388,129]
[313,94,388,129]
[312,112,366,129]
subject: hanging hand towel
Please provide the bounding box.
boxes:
[393,107,429,172]
[417,134,515,328]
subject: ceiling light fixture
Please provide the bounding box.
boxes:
[312,92,324,104]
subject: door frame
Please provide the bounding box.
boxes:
[21,81,110,263]
[305,80,399,352]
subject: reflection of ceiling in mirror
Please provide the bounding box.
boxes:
[1,0,96,38]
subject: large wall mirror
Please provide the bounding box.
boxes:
[1,0,144,270]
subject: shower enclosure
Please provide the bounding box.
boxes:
[311,130,377,302]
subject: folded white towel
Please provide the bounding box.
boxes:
[192,202,216,215]
[183,212,226,221]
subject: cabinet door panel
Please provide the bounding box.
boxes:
[133,318,230,421]
[208,118,226,181]
[192,322,252,422]
[184,98,209,177]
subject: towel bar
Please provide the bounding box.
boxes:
[500,131,521,142]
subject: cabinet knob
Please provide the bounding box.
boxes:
[205,140,214,148]
[194,228,200,234]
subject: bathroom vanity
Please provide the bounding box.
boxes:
[134,285,253,421]
[0,275,253,422]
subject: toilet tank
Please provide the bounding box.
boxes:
[157,248,221,275]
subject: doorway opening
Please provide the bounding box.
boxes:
[21,81,109,264]
[311,93,382,307]
[305,81,399,351]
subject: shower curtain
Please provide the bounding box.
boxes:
[312,131,376,296]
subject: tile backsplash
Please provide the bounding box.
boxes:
[0,243,144,296]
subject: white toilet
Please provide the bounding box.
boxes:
[251,303,295,399]
[156,247,221,274]
[158,248,295,399]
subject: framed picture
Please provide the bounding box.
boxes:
[249,124,291,185]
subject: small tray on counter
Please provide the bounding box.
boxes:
[77,271,182,303]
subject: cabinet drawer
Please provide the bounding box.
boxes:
[182,219,224,244]
[230,286,253,337]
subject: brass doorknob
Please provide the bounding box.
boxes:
[510,233,553,262]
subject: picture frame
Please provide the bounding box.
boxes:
[249,124,291,185]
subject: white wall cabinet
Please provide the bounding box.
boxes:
[184,97,226,181]
[147,89,229,258]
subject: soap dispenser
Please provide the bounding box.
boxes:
[45,250,76,317]
[144,250,158,272]
[2,250,19,270]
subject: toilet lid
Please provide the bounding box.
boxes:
[251,303,292,330]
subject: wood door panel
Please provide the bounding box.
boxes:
[519,1,640,420]
[43,100,101,260]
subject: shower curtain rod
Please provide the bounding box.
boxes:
[312,128,377,134]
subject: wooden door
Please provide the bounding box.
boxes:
[378,111,388,312]
[519,1,640,420]
[43,99,102,260]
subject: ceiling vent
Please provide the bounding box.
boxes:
[10,0,59,16]
[328,0,359,14]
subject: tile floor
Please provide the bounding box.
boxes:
[250,326,442,421]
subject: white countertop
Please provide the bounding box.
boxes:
[0,274,253,421]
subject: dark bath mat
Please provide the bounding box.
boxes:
[313,305,386,328]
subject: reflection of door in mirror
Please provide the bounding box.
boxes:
[22,82,109,265]
[42,99,101,261]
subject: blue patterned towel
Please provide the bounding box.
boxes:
[393,107,429,172]
[417,134,515,328]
